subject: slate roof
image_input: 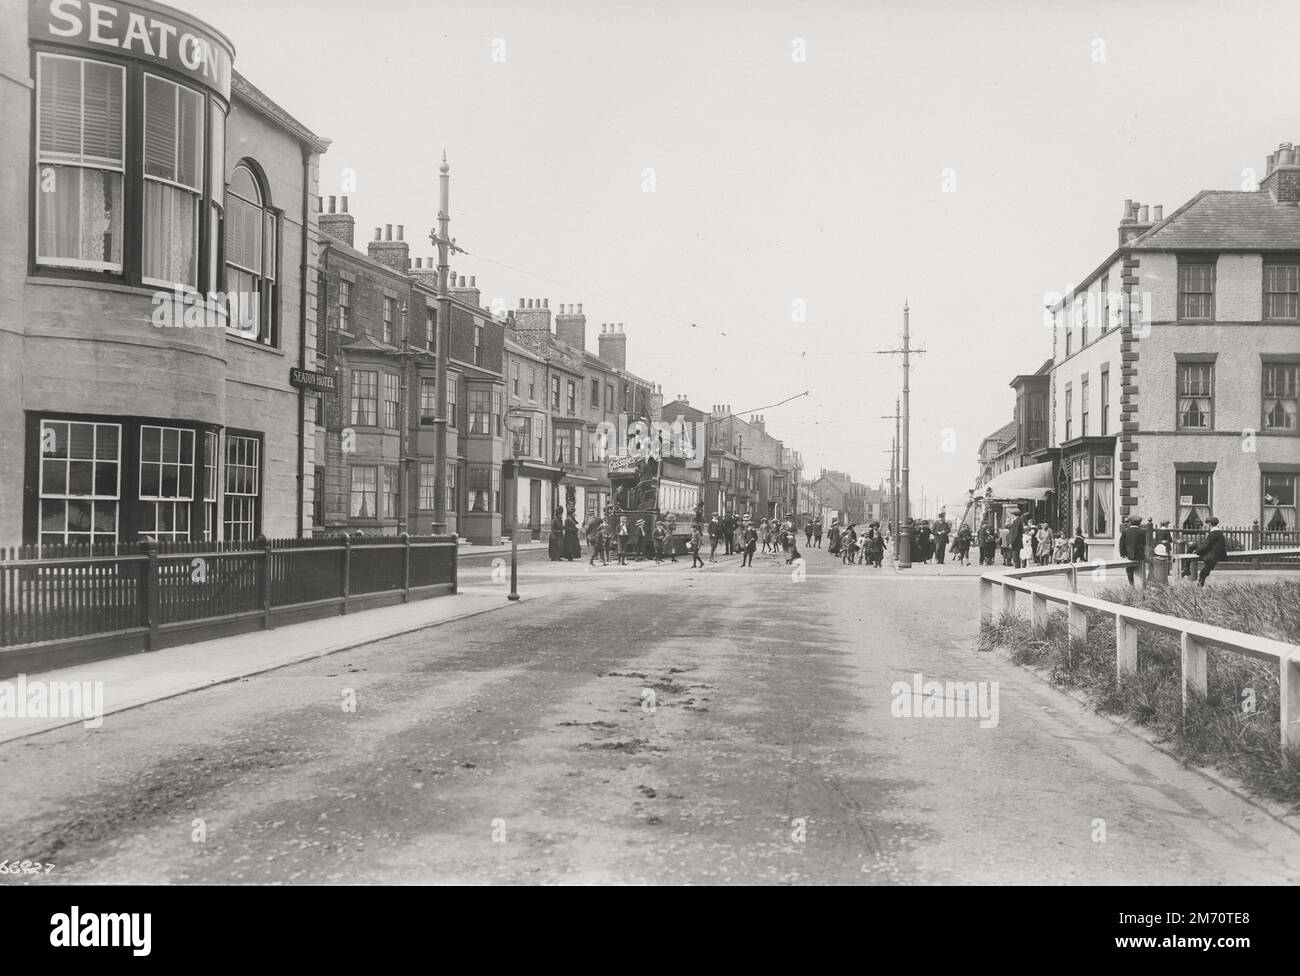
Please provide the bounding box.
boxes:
[1132,190,1300,250]
[981,420,1018,451]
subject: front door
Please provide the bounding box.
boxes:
[529,479,542,540]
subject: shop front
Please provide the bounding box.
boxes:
[981,460,1056,530]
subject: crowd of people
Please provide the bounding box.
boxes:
[548,508,815,569]
[552,503,1232,587]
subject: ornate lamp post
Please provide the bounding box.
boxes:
[504,410,531,601]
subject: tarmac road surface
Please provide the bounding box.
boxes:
[2,548,1297,884]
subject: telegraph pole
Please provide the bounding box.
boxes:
[876,302,924,567]
[429,151,463,536]
[881,400,901,559]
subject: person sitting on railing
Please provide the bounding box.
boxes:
[1195,517,1228,588]
[1119,515,1146,585]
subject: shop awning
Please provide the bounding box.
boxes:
[983,461,1055,501]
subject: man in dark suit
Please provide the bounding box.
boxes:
[1006,510,1025,568]
[722,512,735,555]
[1119,515,1147,585]
[1195,516,1228,587]
[932,511,951,565]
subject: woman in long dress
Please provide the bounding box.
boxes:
[562,509,581,560]
[548,507,563,561]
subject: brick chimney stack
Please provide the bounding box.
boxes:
[410,256,439,291]
[514,298,552,333]
[319,195,355,248]
[598,322,627,371]
[649,383,664,422]
[368,223,409,272]
[555,303,587,350]
[1262,141,1300,204]
[450,274,481,308]
[1117,199,1157,246]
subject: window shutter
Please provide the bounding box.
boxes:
[264,213,276,281]
[177,86,203,190]
[82,60,124,165]
[143,76,177,181]
[38,55,84,160]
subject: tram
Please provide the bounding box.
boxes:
[606,454,702,553]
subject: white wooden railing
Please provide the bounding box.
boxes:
[979,549,1300,753]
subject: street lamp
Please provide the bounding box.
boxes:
[504,410,530,602]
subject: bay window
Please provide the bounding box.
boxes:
[142,74,203,288]
[350,370,378,426]
[420,377,437,425]
[139,425,195,542]
[38,419,121,547]
[381,466,399,519]
[469,389,491,434]
[418,463,436,511]
[33,49,231,295]
[350,466,378,519]
[446,374,459,429]
[1069,455,1113,539]
[382,373,399,429]
[35,53,125,272]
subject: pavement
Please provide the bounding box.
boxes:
[2,545,1298,884]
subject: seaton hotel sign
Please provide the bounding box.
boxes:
[30,0,234,100]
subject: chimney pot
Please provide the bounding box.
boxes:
[1138,204,1149,222]
[328,195,336,213]
[341,196,349,214]
[385,224,392,241]
[1153,205,1163,221]
[543,298,549,309]
[577,303,583,313]
[374,227,382,241]
[397,225,404,241]
[470,276,475,287]
[1122,198,1133,219]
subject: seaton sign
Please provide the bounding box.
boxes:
[289,368,336,393]
[32,0,234,100]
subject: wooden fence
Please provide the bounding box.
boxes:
[979,548,1300,758]
[0,535,458,677]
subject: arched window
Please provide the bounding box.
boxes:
[225,162,279,345]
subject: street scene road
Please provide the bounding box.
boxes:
[4,552,1297,885]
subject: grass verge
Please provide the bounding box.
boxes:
[977,579,1300,807]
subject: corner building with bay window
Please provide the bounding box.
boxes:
[0,0,329,548]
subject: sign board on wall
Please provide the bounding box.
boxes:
[289,368,336,393]
[31,0,235,100]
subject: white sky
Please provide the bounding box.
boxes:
[184,0,1300,514]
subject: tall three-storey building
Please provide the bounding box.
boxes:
[1,0,328,548]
